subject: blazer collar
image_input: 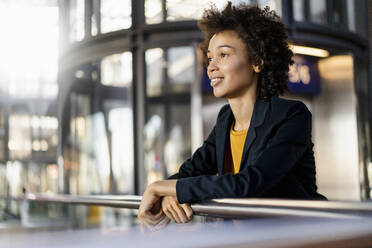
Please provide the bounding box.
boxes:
[215,97,270,175]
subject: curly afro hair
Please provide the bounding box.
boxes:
[198,1,294,101]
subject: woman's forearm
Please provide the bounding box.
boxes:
[150,179,177,197]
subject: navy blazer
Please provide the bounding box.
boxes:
[169,96,327,203]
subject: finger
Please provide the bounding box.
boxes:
[164,208,177,222]
[181,204,193,221]
[169,206,181,223]
[172,204,187,223]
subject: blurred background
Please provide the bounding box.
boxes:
[0,0,371,236]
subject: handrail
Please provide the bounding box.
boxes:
[15,193,372,219]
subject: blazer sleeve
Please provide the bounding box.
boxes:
[175,103,312,203]
[168,105,231,180]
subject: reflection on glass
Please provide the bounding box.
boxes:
[66,93,101,194]
[105,101,134,194]
[310,0,327,24]
[70,0,85,42]
[167,105,191,174]
[6,161,24,199]
[146,48,164,96]
[293,0,305,21]
[9,112,32,160]
[166,0,226,21]
[144,110,164,184]
[101,52,132,87]
[101,0,131,33]
[258,0,282,16]
[65,87,134,194]
[144,104,191,185]
[145,0,163,24]
[146,46,194,96]
[168,46,194,87]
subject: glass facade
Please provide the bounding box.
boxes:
[144,46,194,185]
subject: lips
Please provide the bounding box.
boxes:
[210,77,224,87]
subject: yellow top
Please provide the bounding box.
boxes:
[230,120,248,174]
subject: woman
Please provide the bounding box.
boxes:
[138,2,327,230]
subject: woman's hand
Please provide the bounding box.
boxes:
[138,184,168,231]
[161,196,193,223]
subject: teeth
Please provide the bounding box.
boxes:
[212,78,223,82]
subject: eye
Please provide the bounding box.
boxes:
[220,52,228,58]
[206,57,213,65]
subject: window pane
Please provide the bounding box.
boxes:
[105,101,134,194]
[293,0,305,21]
[9,111,32,160]
[346,0,356,32]
[145,0,163,24]
[168,46,194,86]
[146,46,195,96]
[70,0,85,42]
[101,52,132,87]
[166,0,226,22]
[101,0,131,33]
[146,48,164,97]
[354,0,367,37]
[144,104,191,185]
[310,0,327,24]
[332,0,348,27]
[92,0,100,35]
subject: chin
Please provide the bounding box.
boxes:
[213,89,227,98]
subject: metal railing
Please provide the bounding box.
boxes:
[22,193,372,219]
[2,193,372,248]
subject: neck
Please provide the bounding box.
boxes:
[228,87,257,131]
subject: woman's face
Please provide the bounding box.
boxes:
[207,30,258,99]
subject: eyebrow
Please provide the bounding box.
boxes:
[207,45,236,54]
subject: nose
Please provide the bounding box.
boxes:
[207,59,218,75]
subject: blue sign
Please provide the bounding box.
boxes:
[287,55,321,95]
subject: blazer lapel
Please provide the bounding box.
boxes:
[215,106,234,175]
[239,98,269,172]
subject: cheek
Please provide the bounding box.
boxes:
[223,60,252,79]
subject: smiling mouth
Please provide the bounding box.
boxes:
[210,77,224,87]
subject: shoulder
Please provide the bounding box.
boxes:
[270,97,311,119]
